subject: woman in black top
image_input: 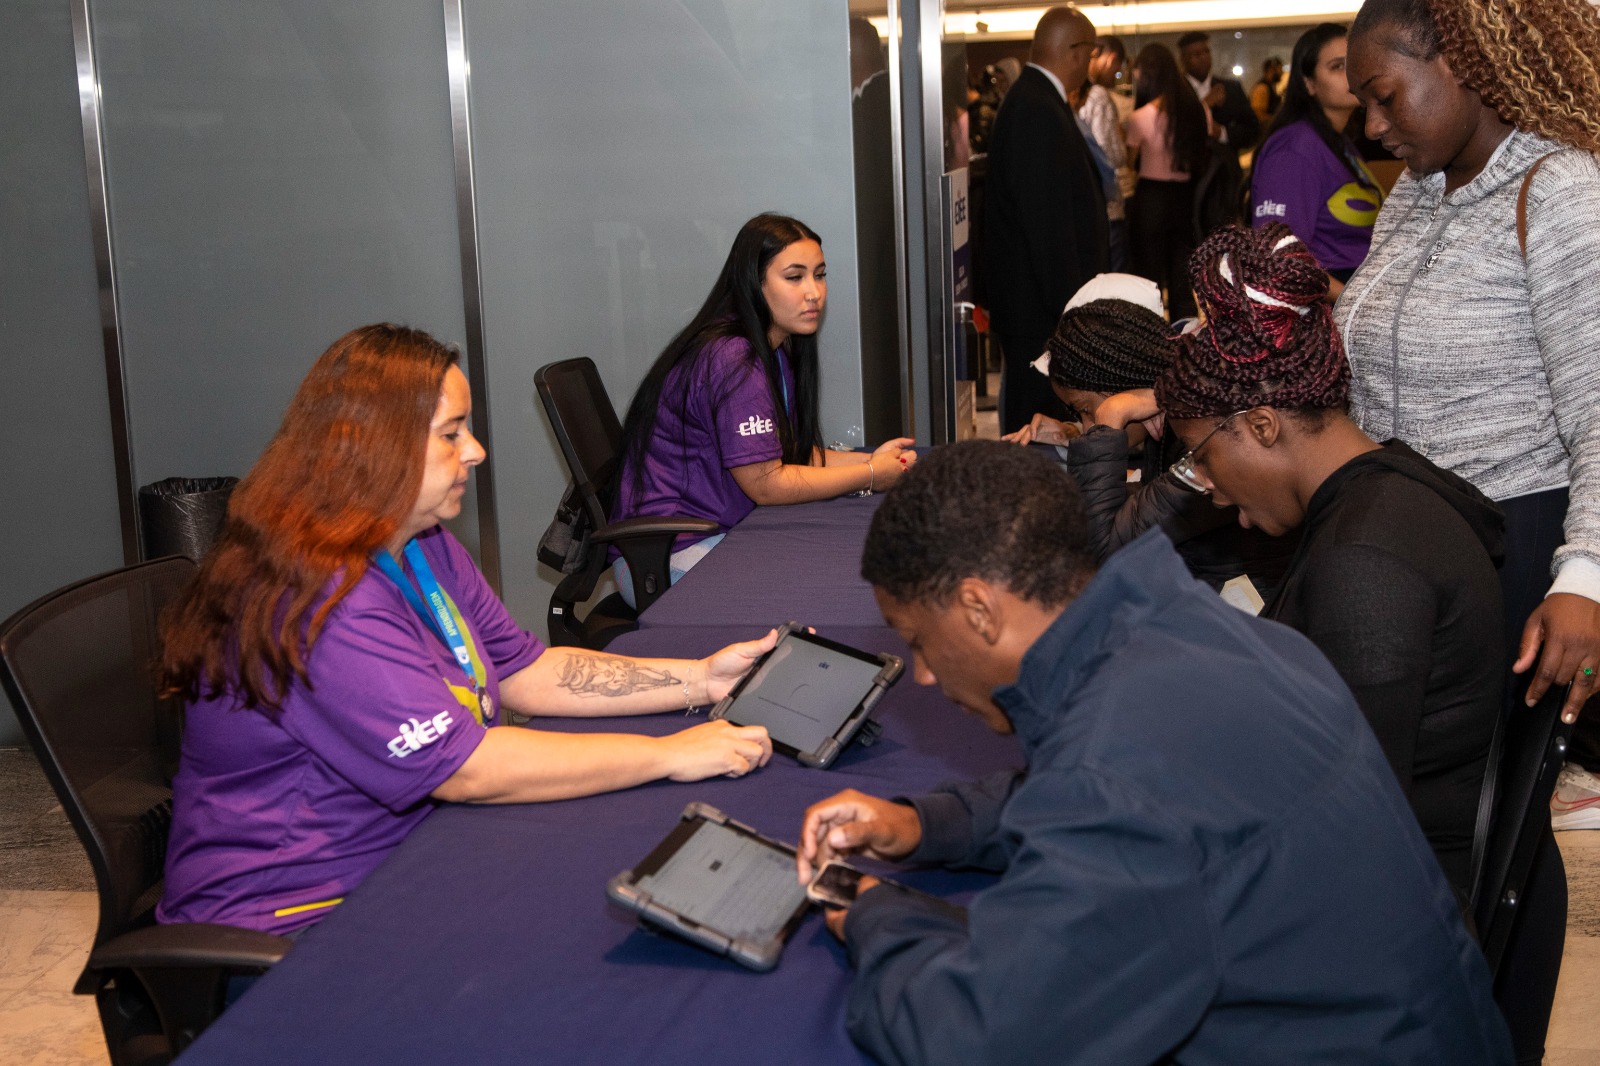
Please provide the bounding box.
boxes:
[1154,223,1505,895]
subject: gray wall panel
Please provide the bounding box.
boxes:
[466,0,864,629]
[0,0,126,746]
[91,0,480,553]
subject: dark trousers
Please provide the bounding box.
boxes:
[1496,488,1570,1066]
[997,332,1069,436]
[1129,177,1198,320]
[1107,217,1129,273]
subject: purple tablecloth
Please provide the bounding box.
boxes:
[640,494,887,629]
[177,501,1023,1066]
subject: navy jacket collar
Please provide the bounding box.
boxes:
[994,530,1193,755]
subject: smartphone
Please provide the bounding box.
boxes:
[806,861,867,908]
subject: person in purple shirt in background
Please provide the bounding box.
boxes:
[1250,23,1385,299]
[613,214,918,604]
[158,324,777,938]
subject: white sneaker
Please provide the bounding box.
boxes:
[1550,762,1600,831]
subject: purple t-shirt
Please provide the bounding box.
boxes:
[158,527,544,934]
[1251,119,1382,272]
[613,334,795,543]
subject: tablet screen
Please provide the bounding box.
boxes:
[721,633,886,755]
[632,819,807,943]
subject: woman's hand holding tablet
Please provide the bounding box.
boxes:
[710,623,902,769]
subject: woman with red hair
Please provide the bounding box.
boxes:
[157,324,773,936]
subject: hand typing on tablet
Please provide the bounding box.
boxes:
[796,789,923,884]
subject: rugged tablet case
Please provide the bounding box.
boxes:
[606,802,810,972]
[710,622,904,770]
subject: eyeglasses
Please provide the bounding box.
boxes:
[1169,409,1250,494]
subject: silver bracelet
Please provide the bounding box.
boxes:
[682,678,699,715]
[851,459,875,498]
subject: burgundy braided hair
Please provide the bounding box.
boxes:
[1154,223,1350,419]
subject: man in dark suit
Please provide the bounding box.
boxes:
[984,6,1109,435]
[1177,31,1260,152]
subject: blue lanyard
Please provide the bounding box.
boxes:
[372,540,482,694]
[775,346,793,419]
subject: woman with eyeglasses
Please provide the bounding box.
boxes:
[1154,223,1504,901]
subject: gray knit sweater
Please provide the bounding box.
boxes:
[1336,128,1600,596]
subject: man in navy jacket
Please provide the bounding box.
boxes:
[798,441,1510,1066]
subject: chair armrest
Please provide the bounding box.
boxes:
[592,516,720,544]
[88,923,291,973]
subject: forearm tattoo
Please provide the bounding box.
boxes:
[555,653,681,699]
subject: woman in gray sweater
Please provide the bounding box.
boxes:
[1339,0,1600,1061]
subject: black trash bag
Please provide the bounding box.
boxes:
[138,476,239,562]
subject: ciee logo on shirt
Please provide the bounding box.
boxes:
[1255,199,1287,219]
[387,710,454,759]
[737,415,775,437]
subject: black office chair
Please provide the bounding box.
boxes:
[535,357,718,649]
[0,558,289,1066]
[1468,677,1576,978]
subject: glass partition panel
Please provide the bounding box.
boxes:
[465,0,866,625]
[90,0,477,551]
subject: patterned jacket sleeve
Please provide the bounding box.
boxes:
[1082,88,1126,172]
[1526,151,1600,591]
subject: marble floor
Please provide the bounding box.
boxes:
[2,749,1597,1065]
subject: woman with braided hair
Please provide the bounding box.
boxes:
[1339,3,1600,1055]
[1004,280,1296,591]
[1156,220,1506,907]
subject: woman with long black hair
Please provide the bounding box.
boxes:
[1124,45,1211,320]
[614,214,916,599]
[1250,23,1384,297]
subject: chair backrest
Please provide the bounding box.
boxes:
[1469,678,1575,976]
[535,357,626,532]
[0,557,197,991]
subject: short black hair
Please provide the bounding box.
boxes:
[861,441,1095,609]
[1176,31,1209,51]
[1349,0,1440,59]
[1095,35,1126,64]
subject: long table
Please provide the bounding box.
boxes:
[178,498,1023,1065]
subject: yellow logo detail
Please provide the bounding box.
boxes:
[1327,182,1381,228]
